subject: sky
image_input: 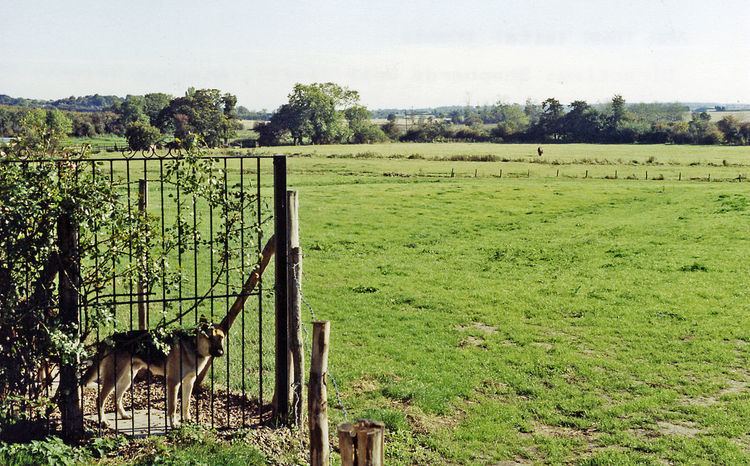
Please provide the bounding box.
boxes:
[1,0,749,109]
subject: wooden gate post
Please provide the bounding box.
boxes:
[273,155,290,426]
[338,420,386,466]
[309,321,330,466]
[287,189,304,427]
[58,211,83,440]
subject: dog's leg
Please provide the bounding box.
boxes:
[114,360,135,420]
[180,372,197,422]
[166,375,181,428]
[96,359,115,426]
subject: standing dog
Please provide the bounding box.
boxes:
[82,320,225,427]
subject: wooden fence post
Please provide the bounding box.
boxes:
[287,189,304,427]
[273,155,290,426]
[338,420,386,466]
[585,170,588,179]
[450,168,454,178]
[556,169,559,177]
[58,211,83,440]
[679,172,681,181]
[499,169,503,178]
[137,178,148,330]
[309,321,330,466]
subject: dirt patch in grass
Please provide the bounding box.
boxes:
[656,420,701,437]
[459,335,488,349]
[350,376,379,393]
[455,321,498,334]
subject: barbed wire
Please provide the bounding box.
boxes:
[291,261,348,466]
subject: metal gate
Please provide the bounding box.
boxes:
[0,151,289,439]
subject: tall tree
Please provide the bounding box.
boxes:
[266,82,361,145]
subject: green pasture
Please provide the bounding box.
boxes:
[89,144,750,463]
[283,149,750,464]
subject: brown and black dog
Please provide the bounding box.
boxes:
[82,320,225,427]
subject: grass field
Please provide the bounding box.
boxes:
[85,143,750,463]
[272,145,750,464]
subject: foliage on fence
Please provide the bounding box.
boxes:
[0,115,261,440]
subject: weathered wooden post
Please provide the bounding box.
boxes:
[679,171,682,181]
[585,170,588,179]
[499,169,503,178]
[273,155,290,426]
[58,211,83,440]
[615,169,618,179]
[556,169,559,177]
[474,168,477,178]
[287,190,304,427]
[309,321,330,466]
[338,420,386,466]
[450,168,454,178]
[645,170,648,180]
[137,178,148,330]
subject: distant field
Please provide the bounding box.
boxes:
[705,110,750,122]
[253,142,750,168]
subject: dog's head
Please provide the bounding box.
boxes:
[196,318,226,357]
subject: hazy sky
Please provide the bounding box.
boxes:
[2,0,749,109]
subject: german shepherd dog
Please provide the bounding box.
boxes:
[82,319,225,427]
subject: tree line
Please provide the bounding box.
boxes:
[257,87,750,146]
[3,85,750,148]
[0,88,241,150]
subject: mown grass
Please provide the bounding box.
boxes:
[82,143,750,463]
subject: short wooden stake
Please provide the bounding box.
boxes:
[450,168,454,178]
[309,321,330,466]
[645,170,648,180]
[679,172,681,181]
[708,173,711,181]
[499,169,503,178]
[474,168,477,178]
[585,170,588,179]
[338,420,385,466]
[615,170,618,179]
[137,178,148,330]
[556,169,559,177]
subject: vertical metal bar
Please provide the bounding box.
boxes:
[176,160,184,428]
[159,158,168,432]
[92,161,102,436]
[192,164,200,425]
[224,158,230,427]
[273,155,289,426]
[257,157,264,423]
[141,160,151,436]
[138,178,148,330]
[209,161,215,429]
[240,157,246,427]
[126,159,135,435]
[110,160,119,433]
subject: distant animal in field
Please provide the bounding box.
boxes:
[537,146,543,157]
[81,318,226,427]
